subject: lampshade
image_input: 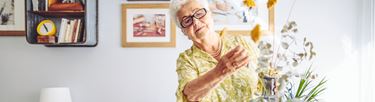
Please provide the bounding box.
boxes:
[40,87,72,102]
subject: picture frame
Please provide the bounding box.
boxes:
[208,0,274,35]
[0,0,25,36]
[122,4,175,47]
[127,0,169,1]
[121,0,169,4]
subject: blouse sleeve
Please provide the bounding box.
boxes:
[176,53,198,102]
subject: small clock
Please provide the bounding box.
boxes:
[37,19,57,36]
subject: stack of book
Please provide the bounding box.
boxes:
[37,35,56,43]
[32,0,84,11]
[58,18,84,43]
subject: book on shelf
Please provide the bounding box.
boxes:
[37,35,56,43]
[57,18,83,43]
[32,0,39,11]
[32,0,84,11]
[49,3,84,11]
[62,0,79,3]
[37,0,45,11]
[46,0,48,11]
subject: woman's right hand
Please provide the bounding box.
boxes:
[216,45,250,75]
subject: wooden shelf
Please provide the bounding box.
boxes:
[30,11,85,17]
[25,0,98,47]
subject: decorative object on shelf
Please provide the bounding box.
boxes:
[122,4,176,47]
[26,0,98,47]
[0,0,25,36]
[40,87,72,102]
[37,19,57,36]
[36,19,57,43]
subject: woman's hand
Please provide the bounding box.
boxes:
[182,46,251,101]
[217,45,250,75]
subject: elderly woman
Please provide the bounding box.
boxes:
[170,0,260,101]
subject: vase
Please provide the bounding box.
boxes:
[259,75,280,102]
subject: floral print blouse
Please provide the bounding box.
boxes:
[176,35,261,102]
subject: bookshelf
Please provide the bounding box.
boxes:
[31,11,85,17]
[26,0,98,47]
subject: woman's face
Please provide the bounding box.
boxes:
[176,0,214,41]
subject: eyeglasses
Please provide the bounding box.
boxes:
[180,8,207,28]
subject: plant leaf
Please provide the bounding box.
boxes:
[290,21,297,27]
[292,61,298,67]
[295,79,306,97]
[292,28,298,33]
[297,53,305,59]
[305,77,327,101]
[282,42,289,49]
[281,29,287,33]
[305,42,311,47]
[265,43,272,49]
[288,24,293,30]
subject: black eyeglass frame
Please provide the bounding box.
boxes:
[180,8,207,28]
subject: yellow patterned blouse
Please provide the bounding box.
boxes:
[176,35,261,102]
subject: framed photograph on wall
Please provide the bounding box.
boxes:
[127,0,169,1]
[121,4,175,47]
[0,0,25,36]
[208,0,274,35]
[122,0,169,4]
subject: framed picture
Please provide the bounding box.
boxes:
[208,0,274,35]
[122,4,175,47]
[127,0,169,1]
[122,0,169,4]
[0,0,25,36]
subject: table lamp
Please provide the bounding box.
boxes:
[40,87,72,102]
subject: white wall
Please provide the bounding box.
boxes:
[0,0,371,102]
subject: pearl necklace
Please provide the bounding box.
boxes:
[209,40,222,59]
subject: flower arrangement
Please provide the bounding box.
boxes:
[223,0,327,101]
[254,21,326,102]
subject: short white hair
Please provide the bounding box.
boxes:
[169,0,209,28]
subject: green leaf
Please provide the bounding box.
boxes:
[288,65,327,101]
[292,58,298,62]
[299,80,312,98]
[282,25,289,32]
[295,79,306,97]
[297,53,305,59]
[289,21,297,27]
[305,42,311,47]
[281,29,287,33]
[288,25,293,30]
[265,43,272,49]
[305,77,327,101]
[292,28,298,33]
[308,88,326,101]
[282,42,289,49]
[292,61,298,67]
